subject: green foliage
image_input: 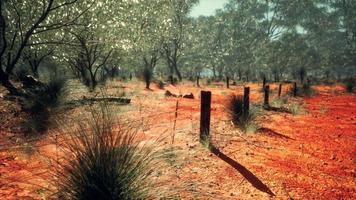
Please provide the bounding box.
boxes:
[55,106,159,199]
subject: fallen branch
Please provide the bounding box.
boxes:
[64,96,131,109]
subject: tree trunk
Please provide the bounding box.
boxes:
[212,65,216,79]
[173,62,182,81]
[0,69,21,95]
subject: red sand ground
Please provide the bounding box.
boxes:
[0,82,355,199]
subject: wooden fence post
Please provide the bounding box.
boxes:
[243,87,250,117]
[172,100,179,144]
[200,91,211,142]
[278,84,282,97]
[264,85,270,108]
[226,76,230,88]
[293,82,297,97]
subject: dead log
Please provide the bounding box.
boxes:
[165,90,178,97]
[65,96,131,109]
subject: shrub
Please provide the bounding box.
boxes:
[301,82,316,96]
[20,77,66,133]
[228,95,258,133]
[288,82,315,97]
[55,106,159,199]
[345,78,355,93]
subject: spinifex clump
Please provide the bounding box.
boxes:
[228,95,257,133]
[55,106,159,199]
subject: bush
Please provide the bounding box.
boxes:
[55,106,160,199]
[228,95,258,133]
[301,82,316,96]
[20,77,66,133]
[345,78,355,93]
[288,82,315,97]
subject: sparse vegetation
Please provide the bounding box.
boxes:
[55,106,160,199]
[228,95,258,133]
[289,103,305,115]
[345,78,355,93]
[271,96,289,108]
[0,0,355,199]
[20,77,67,133]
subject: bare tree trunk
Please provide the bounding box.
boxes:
[0,69,20,95]
[173,62,182,81]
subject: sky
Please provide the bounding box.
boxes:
[190,0,229,18]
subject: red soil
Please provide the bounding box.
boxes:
[0,82,355,199]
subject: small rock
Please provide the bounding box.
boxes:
[330,154,336,160]
[192,167,199,173]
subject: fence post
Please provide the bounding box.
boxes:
[226,76,230,88]
[278,84,282,97]
[293,82,297,97]
[196,76,200,87]
[200,91,211,142]
[172,100,179,144]
[264,85,270,108]
[243,87,250,117]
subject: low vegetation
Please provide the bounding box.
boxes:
[55,106,160,199]
[20,77,67,133]
[228,95,259,133]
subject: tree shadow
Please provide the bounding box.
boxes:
[258,127,295,140]
[210,145,275,197]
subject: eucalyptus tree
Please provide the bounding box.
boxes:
[0,0,90,95]
[162,0,198,83]
[127,0,171,81]
[221,0,268,81]
[22,45,55,78]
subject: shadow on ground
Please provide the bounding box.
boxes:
[210,145,275,197]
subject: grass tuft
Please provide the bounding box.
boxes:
[228,95,259,133]
[289,103,305,115]
[54,105,159,199]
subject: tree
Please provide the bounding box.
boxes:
[162,0,198,83]
[0,0,89,95]
[68,31,112,90]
